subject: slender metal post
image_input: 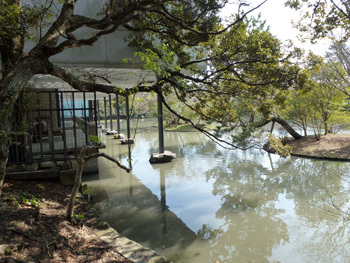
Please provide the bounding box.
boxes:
[158,93,164,153]
[72,92,78,157]
[49,92,55,159]
[83,92,88,145]
[60,92,68,160]
[104,97,107,129]
[55,89,61,127]
[97,99,101,125]
[109,94,113,130]
[125,95,132,169]
[125,96,131,140]
[94,92,98,136]
[116,94,121,134]
[37,94,43,161]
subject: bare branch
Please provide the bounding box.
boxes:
[85,152,131,172]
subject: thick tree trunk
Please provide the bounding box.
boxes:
[324,121,328,135]
[0,143,9,197]
[271,117,303,139]
[0,55,49,195]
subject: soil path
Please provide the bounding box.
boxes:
[0,180,132,263]
[288,134,350,160]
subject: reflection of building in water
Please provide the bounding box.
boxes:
[90,169,197,260]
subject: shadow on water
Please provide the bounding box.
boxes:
[85,120,350,263]
[85,167,197,254]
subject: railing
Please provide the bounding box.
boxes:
[8,89,98,165]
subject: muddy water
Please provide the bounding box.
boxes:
[84,119,350,263]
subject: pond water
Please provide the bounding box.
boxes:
[84,119,350,263]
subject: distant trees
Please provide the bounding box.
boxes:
[285,0,350,41]
[284,61,349,139]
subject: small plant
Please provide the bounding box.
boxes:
[88,135,102,146]
[19,190,43,207]
[72,212,85,221]
[267,134,293,157]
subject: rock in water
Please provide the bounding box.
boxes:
[120,138,135,144]
[149,151,176,164]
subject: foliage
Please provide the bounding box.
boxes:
[267,134,293,157]
[88,135,102,145]
[285,0,350,41]
[281,55,350,138]
[18,190,44,207]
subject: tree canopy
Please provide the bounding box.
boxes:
[1,0,284,194]
[285,0,350,41]
[0,0,324,195]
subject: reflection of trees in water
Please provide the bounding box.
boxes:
[201,154,350,262]
[99,128,350,262]
[200,155,288,262]
[284,159,350,262]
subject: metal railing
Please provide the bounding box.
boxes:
[8,89,98,166]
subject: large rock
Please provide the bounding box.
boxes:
[149,151,176,164]
[106,130,118,135]
[120,138,135,145]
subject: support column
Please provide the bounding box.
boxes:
[158,93,164,154]
[125,95,131,140]
[149,92,176,164]
[109,94,113,131]
[115,94,121,134]
[120,96,134,145]
[96,99,101,126]
[103,97,107,130]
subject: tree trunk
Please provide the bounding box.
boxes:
[66,147,86,222]
[0,55,48,195]
[271,117,303,139]
[324,121,328,135]
[0,143,9,197]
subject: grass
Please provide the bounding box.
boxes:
[164,123,219,132]
[165,123,197,132]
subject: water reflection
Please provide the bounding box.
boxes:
[86,120,350,263]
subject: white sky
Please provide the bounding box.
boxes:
[222,0,331,56]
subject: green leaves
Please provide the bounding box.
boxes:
[0,0,21,38]
[134,43,181,78]
[285,0,350,41]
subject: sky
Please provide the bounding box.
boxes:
[222,0,331,56]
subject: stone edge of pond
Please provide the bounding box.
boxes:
[75,194,172,263]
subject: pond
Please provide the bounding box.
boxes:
[84,119,350,263]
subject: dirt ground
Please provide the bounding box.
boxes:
[288,133,350,160]
[0,179,132,263]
